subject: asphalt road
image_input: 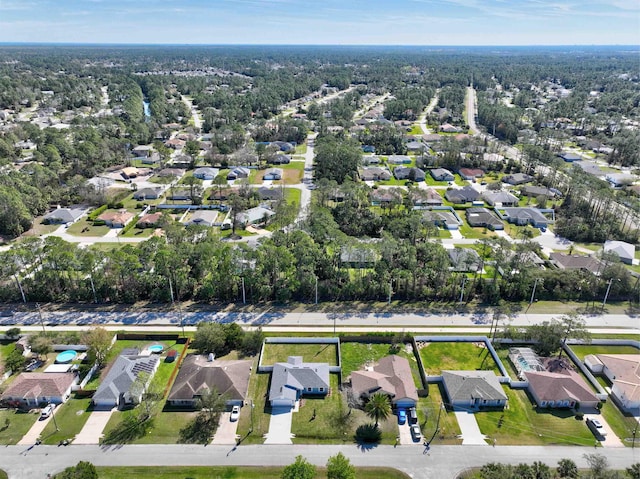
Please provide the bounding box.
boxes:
[1,443,639,479]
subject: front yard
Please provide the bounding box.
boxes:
[0,409,38,444]
[260,342,339,366]
[418,383,462,445]
[40,396,92,445]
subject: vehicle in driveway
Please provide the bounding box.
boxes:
[408,407,418,424]
[397,409,406,425]
[40,403,55,419]
[410,424,422,442]
[230,405,240,421]
[587,418,607,437]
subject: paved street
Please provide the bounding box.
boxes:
[1,443,639,479]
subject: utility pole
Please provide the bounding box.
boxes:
[602,278,615,312]
[35,302,45,333]
[315,276,318,305]
[529,277,539,307]
[459,276,467,305]
[14,274,26,303]
[241,277,246,305]
[89,274,98,304]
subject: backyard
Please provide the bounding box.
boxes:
[260,342,339,366]
[417,341,501,375]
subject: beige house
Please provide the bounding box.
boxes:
[586,354,640,412]
[351,355,418,409]
[1,372,78,407]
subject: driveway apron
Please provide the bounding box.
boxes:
[211,411,240,445]
[18,411,54,446]
[264,406,294,445]
[73,408,116,444]
[453,408,488,445]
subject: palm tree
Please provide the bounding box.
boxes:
[364,393,391,427]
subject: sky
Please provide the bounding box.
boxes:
[0,0,639,46]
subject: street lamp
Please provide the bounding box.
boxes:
[50,405,59,432]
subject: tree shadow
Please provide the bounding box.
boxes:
[100,413,153,445]
[179,413,218,444]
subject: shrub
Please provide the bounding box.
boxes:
[355,423,381,443]
[88,204,108,220]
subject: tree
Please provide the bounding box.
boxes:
[528,311,589,358]
[364,392,391,427]
[584,453,610,479]
[281,455,316,479]
[557,458,579,478]
[626,464,640,479]
[29,335,52,360]
[557,311,590,358]
[240,327,264,357]
[4,347,26,374]
[196,387,227,423]
[5,327,21,339]
[83,327,112,368]
[326,452,355,479]
[191,322,226,356]
[54,461,98,479]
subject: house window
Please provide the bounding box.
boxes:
[307,387,312,392]
[319,388,324,392]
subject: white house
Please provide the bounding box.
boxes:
[585,354,640,412]
[603,240,635,265]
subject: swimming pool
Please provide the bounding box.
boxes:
[56,350,78,364]
[148,344,164,354]
[517,356,532,372]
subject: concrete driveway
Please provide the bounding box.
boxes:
[18,410,54,445]
[264,406,294,444]
[211,411,240,445]
[453,408,488,445]
[398,420,417,445]
[73,408,115,444]
[584,413,625,448]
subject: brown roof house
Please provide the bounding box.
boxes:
[351,355,418,409]
[585,354,640,412]
[1,372,78,408]
[167,355,252,408]
[524,369,599,409]
[441,371,507,409]
[97,211,135,228]
[137,213,162,229]
[549,253,603,275]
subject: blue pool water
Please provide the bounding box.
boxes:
[517,356,532,371]
[56,350,77,363]
[149,344,163,353]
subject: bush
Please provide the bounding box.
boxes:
[355,423,381,443]
[88,204,108,220]
[575,412,584,420]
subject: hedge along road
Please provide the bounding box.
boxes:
[2,443,639,479]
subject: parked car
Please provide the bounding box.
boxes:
[410,424,422,442]
[40,404,55,420]
[587,418,607,437]
[397,409,406,425]
[408,407,418,424]
[230,405,240,422]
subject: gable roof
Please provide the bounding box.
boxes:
[1,372,76,400]
[351,355,418,403]
[549,253,603,275]
[168,355,251,403]
[44,207,85,223]
[448,248,481,271]
[269,356,330,403]
[445,186,480,203]
[482,191,519,206]
[93,354,159,404]
[500,207,548,224]
[466,207,503,229]
[603,240,635,261]
[441,371,507,402]
[524,369,598,403]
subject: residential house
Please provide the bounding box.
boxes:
[340,246,378,268]
[521,185,557,198]
[445,186,480,204]
[137,213,162,229]
[482,191,519,207]
[257,187,284,201]
[558,152,582,162]
[466,208,504,230]
[499,207,549,228]
[606,174,636,187]
[193,167,219,180]
[269,155,291,165]
[359,167,392,182]
[43,207,85,225]
[458,168,485,181]
[227,167,250,180]
[92,352,160,409]
[502,173,533,185]
[270,141,295,152]
[166,189,192,201]
[440,123,463,133]
[524,369,599,409]
[0,372,78,408]
[121,167,139,180]
[167,355,251,408]
[603,240,635,265]
[132,145,153,158]
[585,354,640,412]
[263,168,283,181]
[406,141,425,153]
[370,188,402,206]
[362,156,381,165]
[133,188,162,201]
[422,134,443,142]
[410,188,443,206]
[394,167,426,182]
[157,168,184,178]
[361,145,376,153]
[14,140,37,150]
[430,168,455,182]
[388,155,412,165]
[351,355,418,409]
[549,253,603,275]
[185,210,219,227]
[441,371,508,409]
[268,356,330,408]
[422,209,461,230]
[165,138,186,149]
[97,211,135,228]
[448,248,482,272]
[237,206,275,226]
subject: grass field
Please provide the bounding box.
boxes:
[475,387,594,446]
[41,396,92,445]
[458,218,497,240]
[569,344,639,361]
[340,342,397,378]
[600,399,639,447]
[0,409,39,445]
[96,466,410,479]
[418,341,501,375]
[260,342,339,366]
[417,383,462,444]
[66,218,110,237]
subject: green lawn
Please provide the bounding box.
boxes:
[122,227,155,238]
[503,223,541,240]
[575,243,603,252]
[96,466,410,479]
[425,176,449,187]
[569,345,639,361]
[458,218,497,240]
[418,341,501,375]
[417,383,462,444]
[600,399,639,447]
[40,396,92,445]
[66,218,110,237]
[295,143,307,154]
[0,409,39,445]
[236,357,271,444]
[340,342,396,378]
[408,124,423,135]
[438,228,452,238]
[261,342,339,366]
[475,387,594,446]
[284,187,302,207]
[454,174,469,187]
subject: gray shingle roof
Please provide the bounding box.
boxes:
[269,356,329,403]
[93,354,159,404]
[442,371,507,402]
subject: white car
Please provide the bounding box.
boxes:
[40,404,55,419]
[230,405,240,422]
[587,418,607,437]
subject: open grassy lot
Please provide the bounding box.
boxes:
[41,396,92,445]
[418,341,501,375]
[261,342,339,366]
[0,409,39,444]
[121,227,155,238]
[236,357,271,444]
[417,383,462,444]
[569,344,639,361]
[96,466,410,479]
[475,387,594,446]
[503,223,540,240]
[66,218,110,237]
